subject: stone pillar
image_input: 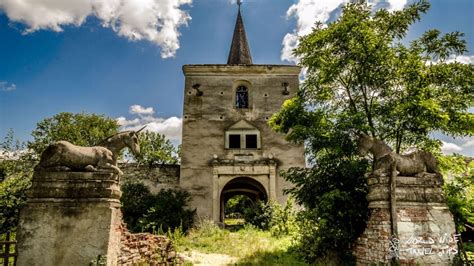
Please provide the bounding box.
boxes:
[16,171,122,266]
[354,173,458,265]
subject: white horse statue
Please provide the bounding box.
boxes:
[356,132,441,178]
[35,126,146,175]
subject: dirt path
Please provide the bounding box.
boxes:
[180,250,238,265]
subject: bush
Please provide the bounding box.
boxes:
[242,199,298,237]
[284,155,369,263]
[0,131,33,233]
[0,174,31,233]
[138,189,196,233]
[269,198,298,237]
[225,195,253,218]
[121,182,154,232]
[121,182,196,233]
[243,200,273,230]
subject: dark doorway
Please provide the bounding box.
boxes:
[220,177,267,226]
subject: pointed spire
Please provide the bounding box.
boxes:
[227,1,253,65]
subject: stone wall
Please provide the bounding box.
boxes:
[354,173,458,265]
[120,163,180,193]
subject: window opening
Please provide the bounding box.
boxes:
[245,134,257,149]
[236,86,248,108]
[229,134,241,149]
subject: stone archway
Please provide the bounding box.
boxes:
[219,177,268,223]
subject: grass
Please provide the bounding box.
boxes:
[464,242,474,262]
[172,220,307,265]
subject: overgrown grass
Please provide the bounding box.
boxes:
[172,220,307,265]
[465,242,474,262]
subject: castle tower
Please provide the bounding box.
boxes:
[180,3,305,222]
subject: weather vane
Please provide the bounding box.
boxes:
[237,0,242,8]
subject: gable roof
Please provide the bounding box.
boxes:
[227,119,258,130]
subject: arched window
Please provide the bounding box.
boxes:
[235,86,248,108]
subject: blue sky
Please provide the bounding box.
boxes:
[0,0,473,155]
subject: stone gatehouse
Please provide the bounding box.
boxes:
[123,6,305,222]
[179,6,305,222]
[115,5,305,222]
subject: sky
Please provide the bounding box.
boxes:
[0,0,473,156]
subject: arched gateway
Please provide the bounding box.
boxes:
[179,3,305,222]
[219,177,268,222]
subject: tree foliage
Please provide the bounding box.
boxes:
[440,156,474,233]
[0,130,32,233]
[270,0,473,262]
[28,112,119,156]
[134,131,179,166]
[290,0,472,152]
[121,182,195,233]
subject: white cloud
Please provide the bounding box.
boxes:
[118,105,182,142]
[463,140,474,148]
[0,0,192,58]
[129,104,155,115]
[441,141,463,154]
[440,138,474,157]
[0,149,29,160]
[282,0,408,63]
[446,55,474,65]
[0,81,16,92]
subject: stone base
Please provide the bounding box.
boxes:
[396,202,457,264]
[16,171,122,266]
[354,174,458,265]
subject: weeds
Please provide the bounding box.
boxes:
[174,220,306,265]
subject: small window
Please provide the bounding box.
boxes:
[245,134,257,149]
[229,134,241,149]
[236,86,248,108]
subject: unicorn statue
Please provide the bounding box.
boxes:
[35,126,147,175]
[356,132,441,179]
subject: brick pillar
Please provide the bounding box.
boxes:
[16,171,122,266]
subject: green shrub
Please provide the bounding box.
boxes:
[284,155,369,263]
[0,174,31,233]
[269,198,298,237]
[241,199,298,237]
[138,189,196,233]
[121,182,196,233]
[243,200,273,230]
[121,182,154,232]
[225,195,253,218]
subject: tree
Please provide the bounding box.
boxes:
[0,130,32,233]
[1,112,118,233]
[134,131,179,166]
[291,0,472,152]
[28,112,119,156]
[270,0,473,262]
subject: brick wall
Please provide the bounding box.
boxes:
[118,223,184,265]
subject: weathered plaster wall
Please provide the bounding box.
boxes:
[180,65,306,220]
[354,173,457,265]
